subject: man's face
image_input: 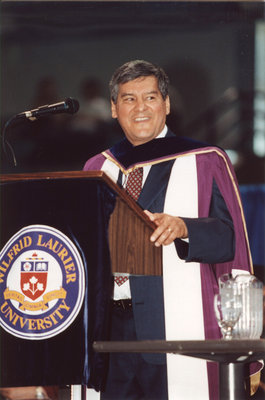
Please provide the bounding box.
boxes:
[111,76,170,146]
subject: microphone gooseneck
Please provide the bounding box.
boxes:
[1,97,80,167]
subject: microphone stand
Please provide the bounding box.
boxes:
[1,98,79,169]
[1,115,20,168]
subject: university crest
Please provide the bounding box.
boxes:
[0,225,85,340]
[20,255,48,301]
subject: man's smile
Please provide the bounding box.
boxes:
[134,116,150,122]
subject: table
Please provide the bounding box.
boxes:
[93,339,265,400]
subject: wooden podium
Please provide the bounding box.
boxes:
[0,170,162,276]
[0,170,161,389]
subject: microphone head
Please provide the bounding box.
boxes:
[65,98,80,114]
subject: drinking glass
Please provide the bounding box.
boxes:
[214,293,242,340]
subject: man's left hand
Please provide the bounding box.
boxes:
[144,210,188,247]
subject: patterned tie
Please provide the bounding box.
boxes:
[114,275,130,286]
[125,167,143,201]
[114,167,143,287]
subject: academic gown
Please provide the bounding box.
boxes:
[84,130,256,399]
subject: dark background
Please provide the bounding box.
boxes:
[1,1,264,272]
[0,2,265,395]
[1,1,264,179]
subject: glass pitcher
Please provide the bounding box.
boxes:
[218,273,263,339]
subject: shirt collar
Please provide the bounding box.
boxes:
[156,125,168,139]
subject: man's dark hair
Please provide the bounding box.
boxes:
[109,60,169,104]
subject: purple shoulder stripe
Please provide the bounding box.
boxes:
[83,153,106,171]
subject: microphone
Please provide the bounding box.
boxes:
[16,97,79,120]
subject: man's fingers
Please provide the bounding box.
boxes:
[150,216,188,246]
[150,224,170,245]
[144,209,153,220]
[144,211,188,246]
[144,210,163,225]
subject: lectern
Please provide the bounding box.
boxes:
[0,171,161,390]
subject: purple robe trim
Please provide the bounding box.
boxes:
[83,153,106,171]
[84,146,261,400]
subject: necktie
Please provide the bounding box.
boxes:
[114,167,143,287]
[125,167,143,201]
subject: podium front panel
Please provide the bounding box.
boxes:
[0,175,115,389]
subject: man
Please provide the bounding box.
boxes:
[84,60,255,399]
